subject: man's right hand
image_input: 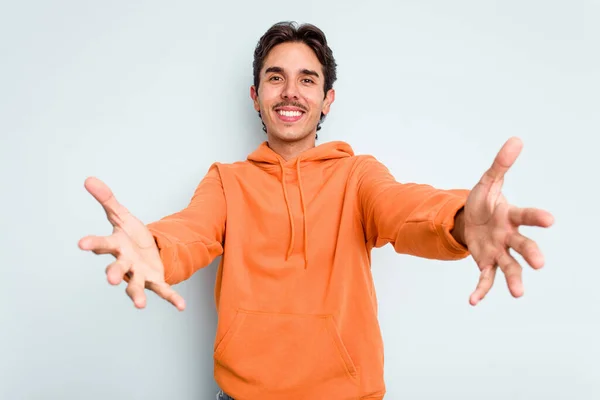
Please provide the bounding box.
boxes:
[78,177,186,311]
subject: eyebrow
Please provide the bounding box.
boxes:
[265,66,320,79]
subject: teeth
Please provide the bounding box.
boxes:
[278,110,303,117]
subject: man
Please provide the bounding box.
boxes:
[79,21,554,400]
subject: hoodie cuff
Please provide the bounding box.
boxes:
[146,225,179,284]
[435,190,470,257]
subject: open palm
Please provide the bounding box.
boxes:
[463,137,554,306]
[78,177,186,311]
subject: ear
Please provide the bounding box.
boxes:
[250,85,260,112]
[322,88,335,115]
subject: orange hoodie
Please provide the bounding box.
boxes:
[146,140,470,400]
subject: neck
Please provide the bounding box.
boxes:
[267,133,316,161]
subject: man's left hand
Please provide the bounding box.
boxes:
[462,137,554,306]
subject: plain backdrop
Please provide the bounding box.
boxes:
[1,0,598,399]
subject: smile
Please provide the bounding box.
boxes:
[278,110,303,117]
[276,109,305,122]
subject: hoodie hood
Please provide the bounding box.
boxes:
[247,140,354,165]
[247,141,354,268]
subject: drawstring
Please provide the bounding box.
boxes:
[296,159,308,269]
[278,158,309,268]
[279,160,295,260]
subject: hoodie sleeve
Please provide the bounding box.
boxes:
[146,163,226,285]
[357,156,470,260]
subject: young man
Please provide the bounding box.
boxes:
[79,21,554,400]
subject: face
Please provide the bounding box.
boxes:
[250,41,335,143]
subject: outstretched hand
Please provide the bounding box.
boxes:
[462,137,554,306]
[78,177,186,311]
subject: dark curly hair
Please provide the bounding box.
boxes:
[253,21,338,137]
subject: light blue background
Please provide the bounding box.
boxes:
[1,0,598,399]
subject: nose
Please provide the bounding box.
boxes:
[281,80,299,100]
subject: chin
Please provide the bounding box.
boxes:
[270,129,313,142]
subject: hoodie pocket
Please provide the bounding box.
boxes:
[214,310,359,395]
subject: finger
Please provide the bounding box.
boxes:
[507,233,545,269]
[497,251,524,298]
[147,281,186,311]
[125,269,146,309]
[509,207,554,228]
[105,259,132,285]
[479,137,523,186]
[470,266,497,306]
[78,235,120,256]
[84,177,129,226]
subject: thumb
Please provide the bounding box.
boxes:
[84,177,128,225]
[479,137,523,186]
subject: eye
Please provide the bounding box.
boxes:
[269,76,282,81]
[302,78,315,84]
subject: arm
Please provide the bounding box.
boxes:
[146,163,226,285]
[357,156,469,260]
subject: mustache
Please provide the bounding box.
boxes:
[273,101,307,112]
